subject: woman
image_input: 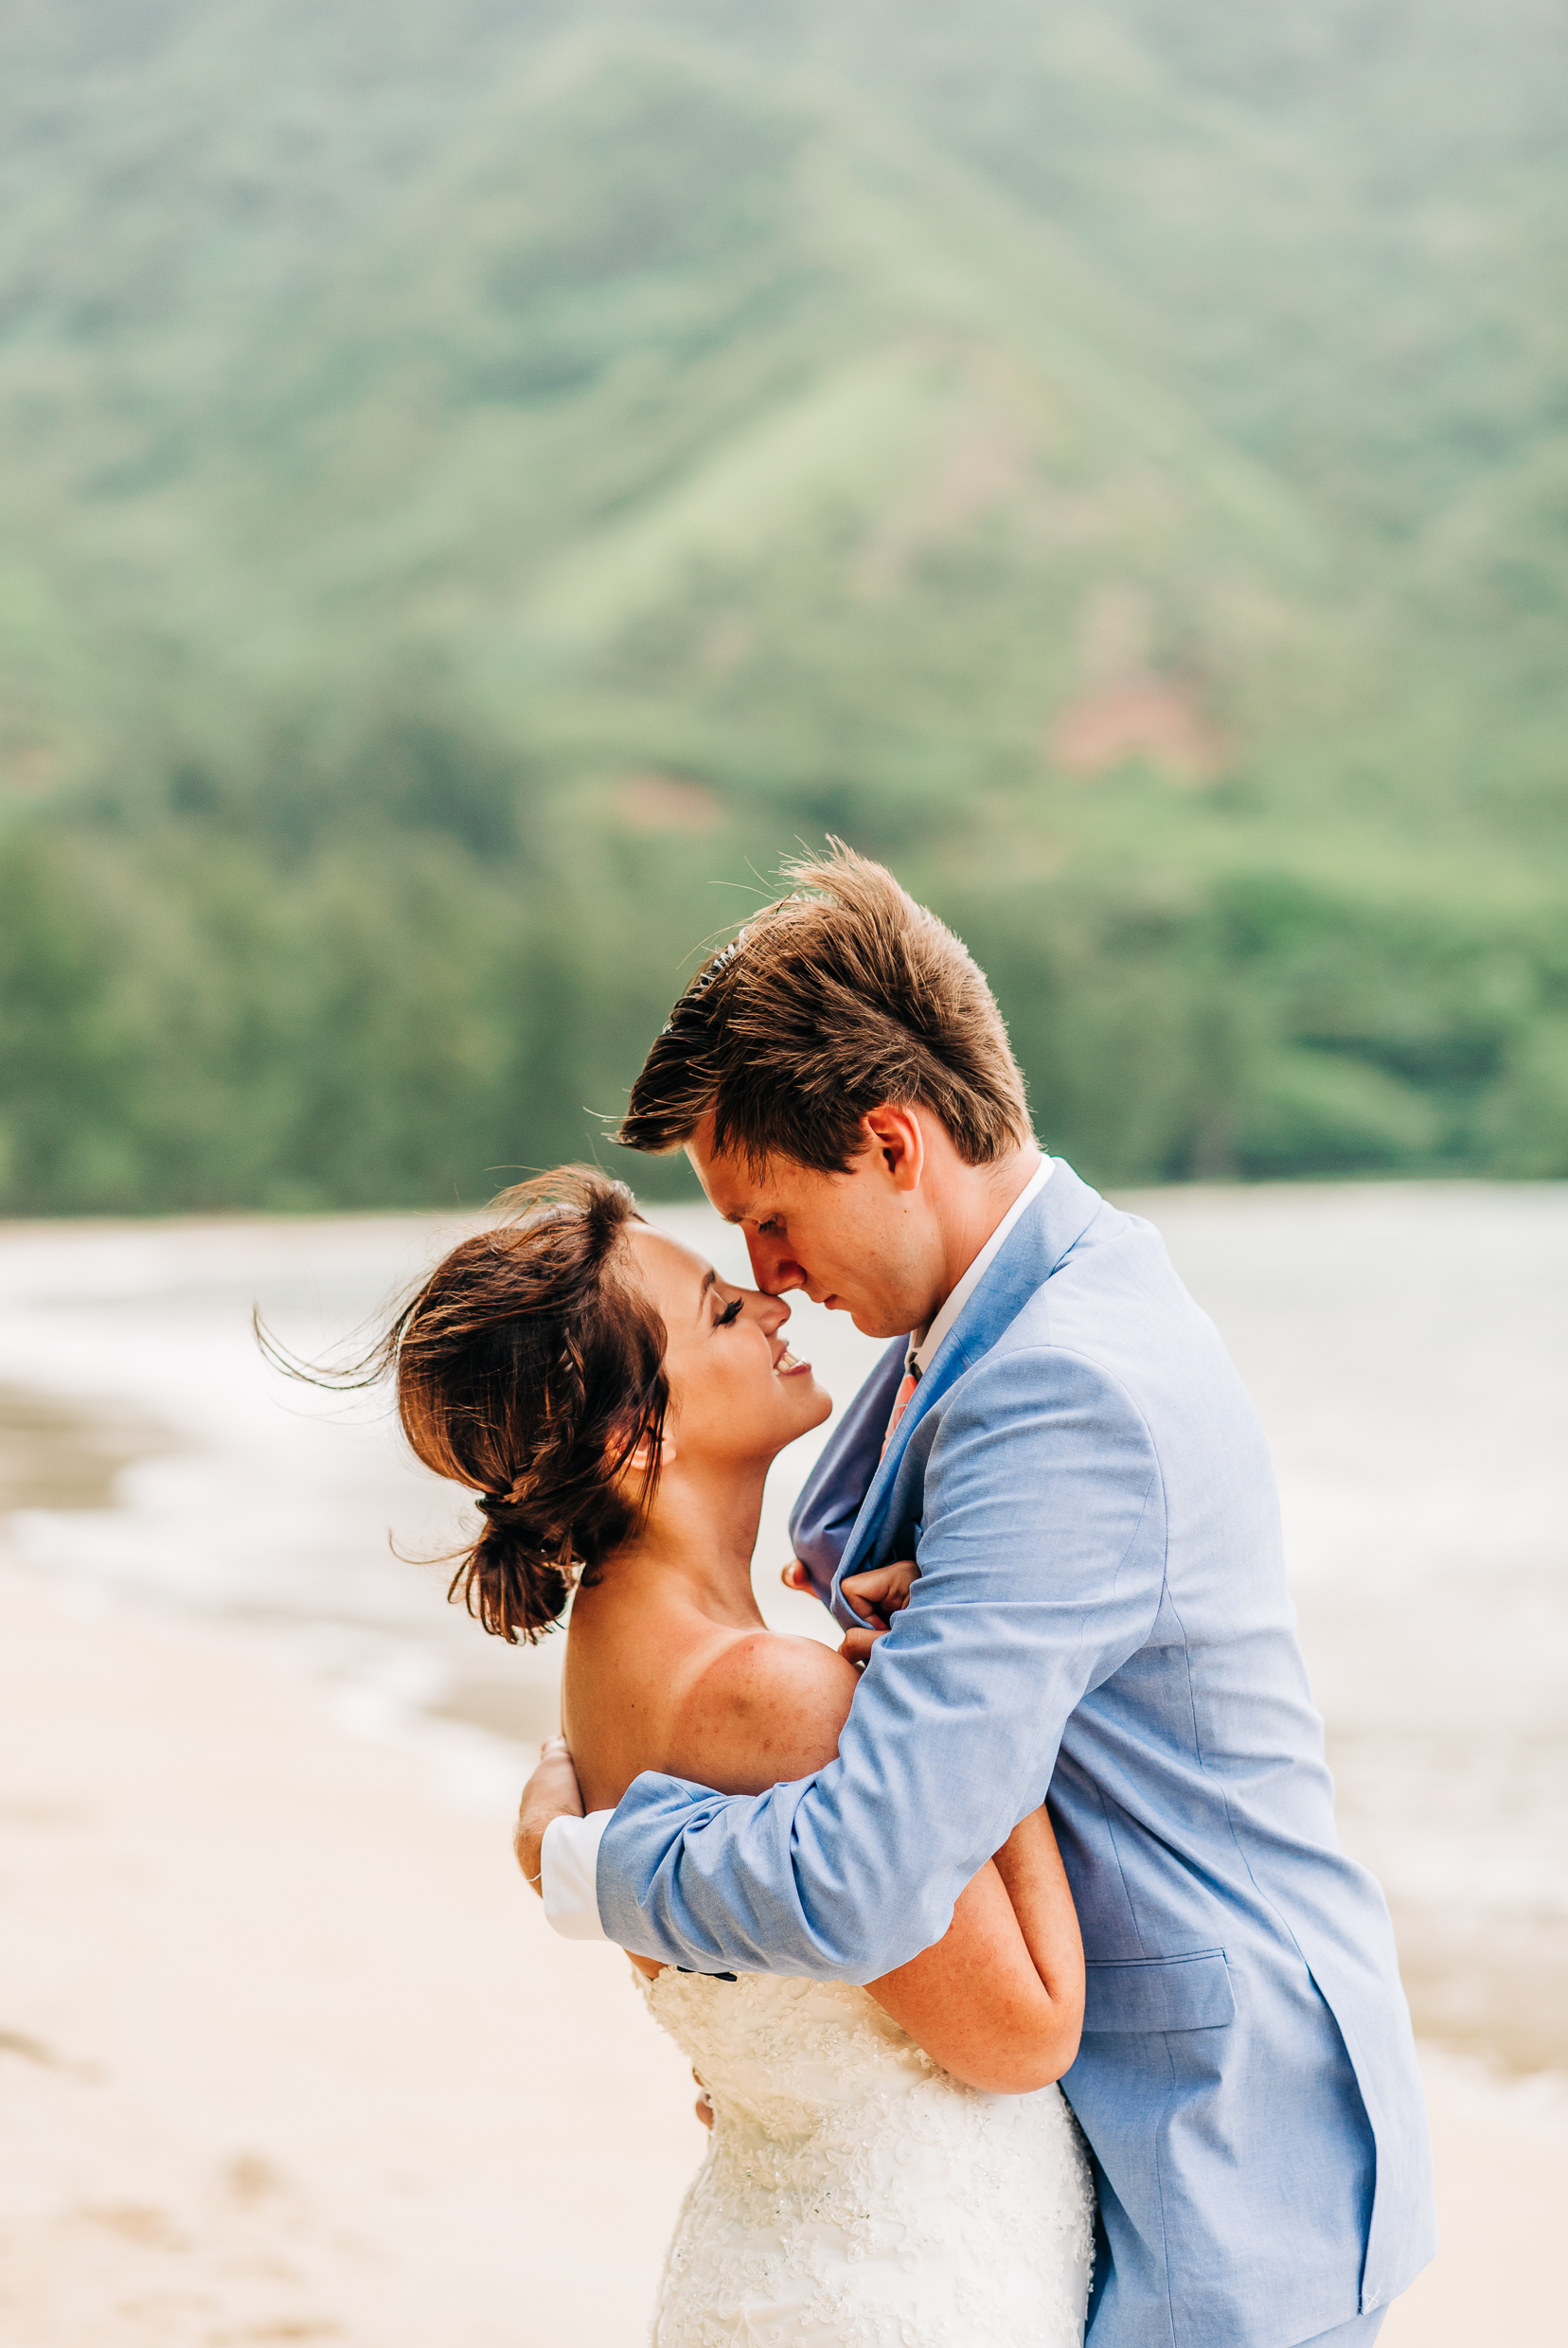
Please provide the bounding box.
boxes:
[379,1168,1093,2345]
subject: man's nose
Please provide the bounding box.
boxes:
[744,1228,805,1296]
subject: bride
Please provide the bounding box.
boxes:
[380,1168,1094,2345]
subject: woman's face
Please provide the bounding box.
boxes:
[624,1224,831,1468]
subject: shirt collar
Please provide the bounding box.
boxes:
[909,1155,1054,1378]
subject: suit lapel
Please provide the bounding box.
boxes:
[831,1159,1106,1589]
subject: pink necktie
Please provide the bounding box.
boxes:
[881,1365,919,1458]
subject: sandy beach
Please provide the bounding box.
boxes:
[2,1561,1561,2348]
[0,1562,703,2348]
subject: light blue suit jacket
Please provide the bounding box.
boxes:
[598,1164,1436,2348]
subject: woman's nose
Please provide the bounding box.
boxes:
[755,1290,791,1334]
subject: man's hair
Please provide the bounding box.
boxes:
[617,844,1031,1173]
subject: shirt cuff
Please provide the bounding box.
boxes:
[541,1810,613,1942]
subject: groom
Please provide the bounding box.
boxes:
[517,847,1435,2347]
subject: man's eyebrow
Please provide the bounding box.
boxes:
[723,1201,777,1227]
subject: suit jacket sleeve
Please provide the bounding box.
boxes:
[597,1342,1168,1980]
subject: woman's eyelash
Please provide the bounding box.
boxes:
[715,1296,743,1328]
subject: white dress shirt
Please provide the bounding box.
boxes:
[539,1153,1054,1944]
[906,1155,1053,1380]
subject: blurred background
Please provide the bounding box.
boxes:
[0,5,1564,2344]
[3,0,1567,1211]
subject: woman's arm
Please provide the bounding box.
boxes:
[668,1632,1083,2093]
[868,1807,1082,2091]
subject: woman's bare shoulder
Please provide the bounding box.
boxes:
[666,1628,859,1798]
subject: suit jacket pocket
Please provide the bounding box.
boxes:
[1081,1949,1236,2034]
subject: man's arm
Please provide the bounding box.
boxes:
[595,1343,1167,1982]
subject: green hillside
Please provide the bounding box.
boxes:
[1,0,1565,1210]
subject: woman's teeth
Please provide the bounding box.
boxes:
[775,1347,801,1373]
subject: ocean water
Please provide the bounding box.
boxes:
[0,1183,1562,2074]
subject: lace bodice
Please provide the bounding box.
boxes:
[638,1966,1094,2347]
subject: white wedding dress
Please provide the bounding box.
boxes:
[638,1965,1095,2347]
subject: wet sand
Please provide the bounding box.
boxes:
[0,1382,170,1514]
[1,1560,1559,2347]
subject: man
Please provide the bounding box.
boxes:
[518,846,1435,2347]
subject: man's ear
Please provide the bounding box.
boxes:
[861,1103,925,1193]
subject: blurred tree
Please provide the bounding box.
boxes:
[0,0,1564,1208]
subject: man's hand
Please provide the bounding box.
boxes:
[513,1734,584,1896]
[838,1558,919,1669]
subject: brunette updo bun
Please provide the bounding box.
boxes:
[382,1167,668,1642]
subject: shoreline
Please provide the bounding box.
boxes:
[1,1563,1561,2345]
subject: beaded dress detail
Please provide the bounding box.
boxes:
[638,1966,1095,2348]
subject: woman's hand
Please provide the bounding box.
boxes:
[838,1558,919,1669]
[512,1734,584,1894]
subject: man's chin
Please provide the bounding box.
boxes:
[846,1307,905,1341]
[820,1292,905,1342]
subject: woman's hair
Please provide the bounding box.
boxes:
[279,1168,668,1645]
